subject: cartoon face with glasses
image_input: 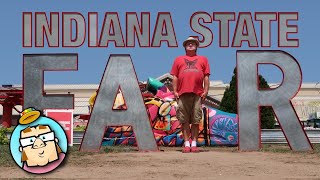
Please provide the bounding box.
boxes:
[19,125,64,167]
[10,107,67,174]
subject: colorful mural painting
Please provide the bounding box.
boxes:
[100,78,238,146]
[208,108,238,145]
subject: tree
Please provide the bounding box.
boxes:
[219,68,276,129]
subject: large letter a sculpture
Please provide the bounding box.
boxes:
[80,55,158,152]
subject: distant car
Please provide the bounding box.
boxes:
[306,119,320,128]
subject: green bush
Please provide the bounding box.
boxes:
[0,128,9,145]
[74,125,86,131]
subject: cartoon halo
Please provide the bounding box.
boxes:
[19,107,41,125]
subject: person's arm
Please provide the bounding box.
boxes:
[172,75,179,99]
[201,75,210,101]
[201,56,210,101]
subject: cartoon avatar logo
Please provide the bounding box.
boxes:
[10,107,68,174]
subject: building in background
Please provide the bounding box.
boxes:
[1,73,320,127]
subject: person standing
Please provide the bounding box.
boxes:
[170,36,210,153]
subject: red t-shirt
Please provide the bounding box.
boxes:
[170,55,210,96]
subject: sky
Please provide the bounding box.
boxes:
[0,0,319,86]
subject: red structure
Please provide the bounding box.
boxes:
[0,86,23,127]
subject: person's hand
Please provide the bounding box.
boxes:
[201,91,208,101]
[174,91,179,100]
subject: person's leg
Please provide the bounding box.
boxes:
[190,94,202,152]
[182,122,191,146]
[176,94,193,152]
[191,123,199,142]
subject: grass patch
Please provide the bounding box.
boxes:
[312,144,320,155]
[73,126,86,131]
[261,144,320,156]
[103,145,137,153]
[67,145,137,155]
[199,145,238,152]
[260,144,292,153]
[0,145,16,167]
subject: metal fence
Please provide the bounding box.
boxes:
[261,129,320,144]
[7,129,320,145]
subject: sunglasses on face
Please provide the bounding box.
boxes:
[20,131,55,147]
[186,42,196,46]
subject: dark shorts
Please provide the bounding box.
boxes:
[176,93,202,124]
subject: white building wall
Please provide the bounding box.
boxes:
[1,82,320,121]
